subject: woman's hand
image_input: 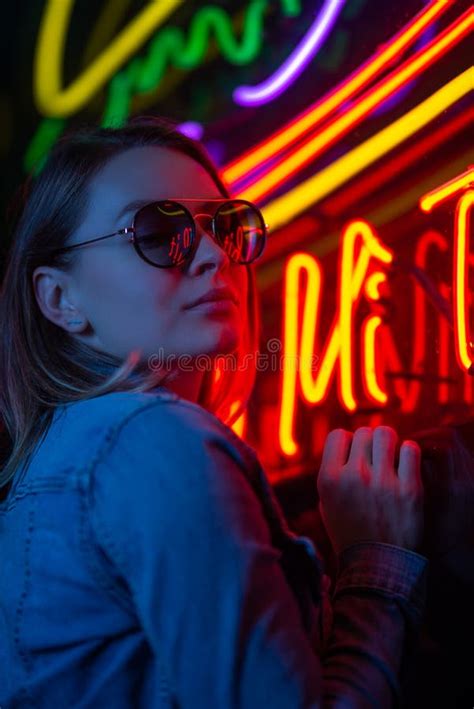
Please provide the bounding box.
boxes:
[317,426,423,554]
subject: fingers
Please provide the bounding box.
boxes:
[398,440,422,493]
[320,429,353,473]
[318,430,352,497]
[319,427,422,497]
[347,427,373,468]
[372,426,397,481]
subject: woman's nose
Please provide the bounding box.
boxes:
[189,214,231,272]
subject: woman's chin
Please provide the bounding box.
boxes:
[197,323,241,357]
[209,330,241,356]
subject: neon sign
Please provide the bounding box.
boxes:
[233,0,346,106]
[224,0,453,184]
[420,168,474,376]
[454,192,473,374]
[261,68,471,233]
[35,0,181,117]
[25,0,461,185]
[419,166,474,212]
[280,221,393,455]
[278,174,473,456]
[34,0,303,120]
[238,9,471,203]
[26,0,304,170]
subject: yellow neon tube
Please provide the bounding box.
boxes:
[280,253,322,456]
[454,191,474,373]
[279,223,393,454]
[362,315,388,405]
[34,0,181,117]
[365,272,387,301]
[242,11,471,204]
[225,0,452,184]
[262,69,472,232]
[420,166,474,212]
[338,221,393,412]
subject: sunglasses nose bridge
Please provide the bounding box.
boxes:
[193,212,219,243]
[194,212,212,227]
[191,212,234,265]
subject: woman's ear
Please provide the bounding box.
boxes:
[32,266,88,333]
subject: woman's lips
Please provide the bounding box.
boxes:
[185,298,237,313]
[184,286,239,309]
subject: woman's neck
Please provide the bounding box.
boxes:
[159,369,205,405]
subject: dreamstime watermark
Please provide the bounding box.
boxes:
[147,338,319,373]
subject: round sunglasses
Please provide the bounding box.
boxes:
[50,198,268,268]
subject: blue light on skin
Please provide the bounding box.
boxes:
[31,146,248,405]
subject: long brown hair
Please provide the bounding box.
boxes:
[0,117,261,490]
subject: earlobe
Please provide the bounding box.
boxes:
[32,266,86,332]
[65,315,86,331]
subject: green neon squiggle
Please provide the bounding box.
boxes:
[139,1,267,91]
[25,1,303,169]
[23,117,65,172]
[102,0,301,125]
[280,0,302,17]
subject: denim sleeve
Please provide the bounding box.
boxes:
[88,400,427,708]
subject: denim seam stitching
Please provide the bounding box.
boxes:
[83,397,185,703]
[12,495,38,707]
[77,483,137,617]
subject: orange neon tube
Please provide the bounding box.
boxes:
[323,108,473,216]
[224,0,453,185]
[239,9,471,203]
[454,191,474,373]
[420,166,474,212]
[279,253,322,457]
[260,69,470,232]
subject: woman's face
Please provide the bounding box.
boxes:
[56,146,248,365]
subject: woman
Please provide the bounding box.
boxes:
[0,117,427,708]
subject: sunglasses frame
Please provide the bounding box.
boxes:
[50,198,268,268]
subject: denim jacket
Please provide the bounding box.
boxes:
[0,388,428,708]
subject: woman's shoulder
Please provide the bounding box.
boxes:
[69,388,263,507]
[6,390,187,493]
[28,388,209,484]
[93,388,259,472]
[53,387,258,473]
[9,387,262,505]
[60,387,228,436]
[55,386,180,431]
[50,387,176,443]
[88,390,268,546]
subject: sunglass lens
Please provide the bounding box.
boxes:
[214,201,266,264]
[134,202,194,267]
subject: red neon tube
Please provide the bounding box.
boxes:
[238,9,471,203]
[223,0,453,186]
